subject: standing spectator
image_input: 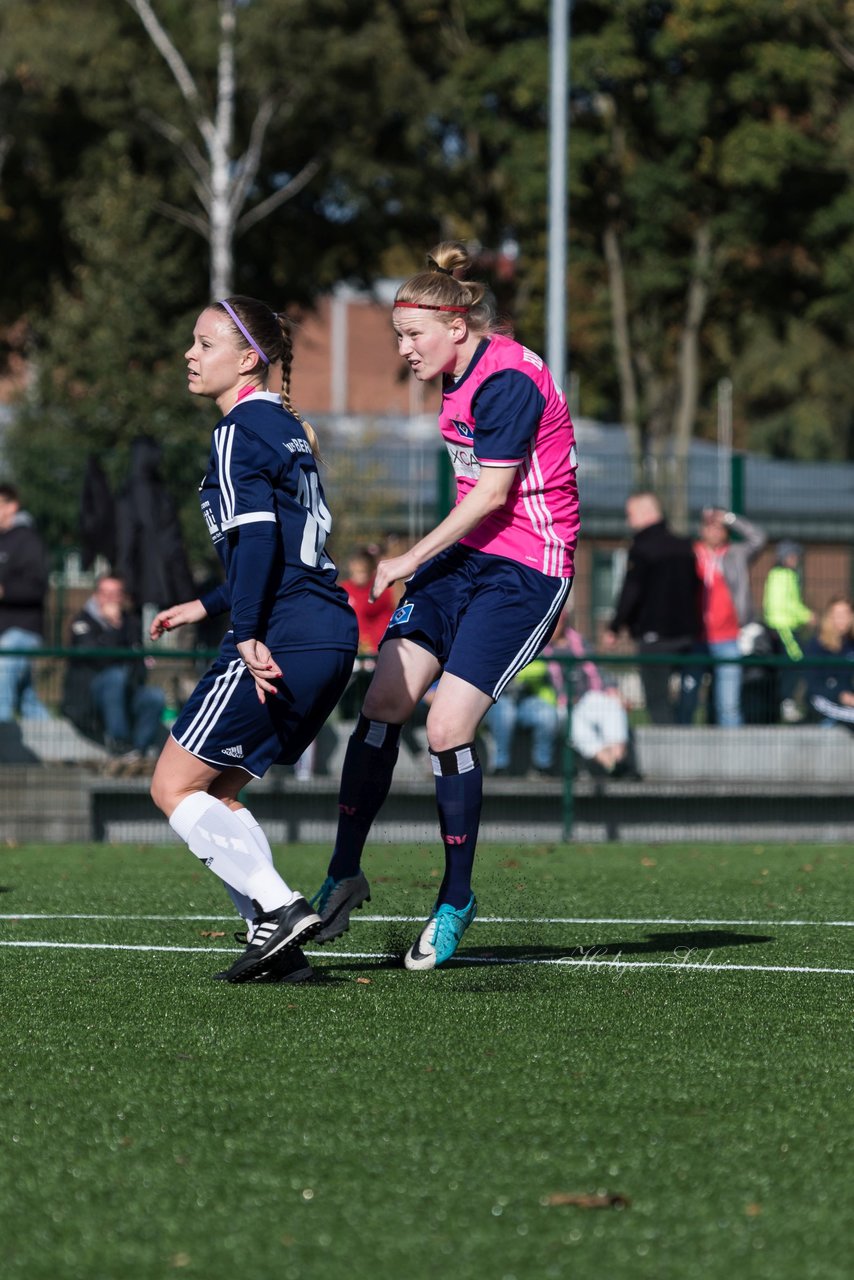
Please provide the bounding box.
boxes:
[763,540,814,722]
[695,508,766,727]
[338,546,399,720]
[342,547,398,655]
[62,575,166,771]
[802,597,854,730]
[604,492,702,724]
[0,482,51,722]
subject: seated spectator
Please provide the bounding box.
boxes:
[802,597,854,730]
[62,575,166,771]
[486,657,560,778]
[762,540,814,723]
[548,611,637,778]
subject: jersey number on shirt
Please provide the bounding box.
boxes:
[296,468,333,568]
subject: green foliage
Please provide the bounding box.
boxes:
[5,0,854,543]
[6,154,210,561]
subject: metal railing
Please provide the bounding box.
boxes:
[0,648,850,844]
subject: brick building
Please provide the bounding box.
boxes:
[291,282,440,419]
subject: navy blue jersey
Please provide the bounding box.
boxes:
[198,391,357,653]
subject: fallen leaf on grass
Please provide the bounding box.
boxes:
[199,930,226,938]
[543,1192,630,1210]
[641,857,657,867]
[170,1253,191,1268]
[745,1203,762,1217]
[355,977,372,985]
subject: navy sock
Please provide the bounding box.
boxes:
[431,742,482,909]
[327,715,401,881]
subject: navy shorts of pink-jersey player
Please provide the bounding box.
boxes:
[149,295,357,984]
[310,241,580,971]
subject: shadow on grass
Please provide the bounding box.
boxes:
[322,928,774,974]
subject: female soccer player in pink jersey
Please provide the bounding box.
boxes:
[312,241,580,969]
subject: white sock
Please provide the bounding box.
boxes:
[225,808,278,932]
[234,806,274,861]
[169,793,299,913]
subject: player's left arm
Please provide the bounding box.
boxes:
[371,464,517,601]
[371,371,543,600]
[216,424,284,698]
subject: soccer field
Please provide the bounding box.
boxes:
[2,841,852,1280]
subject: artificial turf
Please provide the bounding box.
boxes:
[1,841,852,1280]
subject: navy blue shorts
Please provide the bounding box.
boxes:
[172,633,355,778]
[382,545,572,700]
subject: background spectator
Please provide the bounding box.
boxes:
[0,481,51,723]
[338,546,398,718]
[548,610,637,778]
[763,539,815,722]
[62,574,166,772]
[802,597,854,730]
[342,547,398,655]
[486,658,560,778]
[604,492,702,724]
[694,508,766,727]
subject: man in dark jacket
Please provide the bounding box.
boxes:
[62,575,165,768]
[604,492,703,724]
[0,482,51,721]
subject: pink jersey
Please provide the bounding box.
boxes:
[439,334,580,577]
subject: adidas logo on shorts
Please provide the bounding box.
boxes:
[222,744,244,759]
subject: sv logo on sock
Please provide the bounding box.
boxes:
[443,834,468,845]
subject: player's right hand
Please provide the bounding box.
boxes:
[149,599,208,640]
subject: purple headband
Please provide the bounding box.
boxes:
[219,299,270,365]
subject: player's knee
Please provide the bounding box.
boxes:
[149,770,171,816]
[425,719,462,755]
[362,689,414,724]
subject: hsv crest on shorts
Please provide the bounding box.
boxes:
[389,602,414,627]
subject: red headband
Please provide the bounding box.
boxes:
[393,301,470,313]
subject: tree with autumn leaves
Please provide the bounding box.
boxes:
[2,0,854,551]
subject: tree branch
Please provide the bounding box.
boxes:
[236,157,322,236]
[153,200,209,239]
[138,108,211,192]
[814,9,854,74]
[228,96,276,222]
[125,0,215,149]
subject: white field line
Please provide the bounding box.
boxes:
[1,913,854,928]
[1,939,853,977]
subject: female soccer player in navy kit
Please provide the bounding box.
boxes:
[149,296,357,983]
[312,242,580,969]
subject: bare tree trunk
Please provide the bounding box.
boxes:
[127,0,321,300]
[209,0,236,298]
[670,222,712,533]
[603,221,643,486]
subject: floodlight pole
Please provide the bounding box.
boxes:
[547,0,571,391]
